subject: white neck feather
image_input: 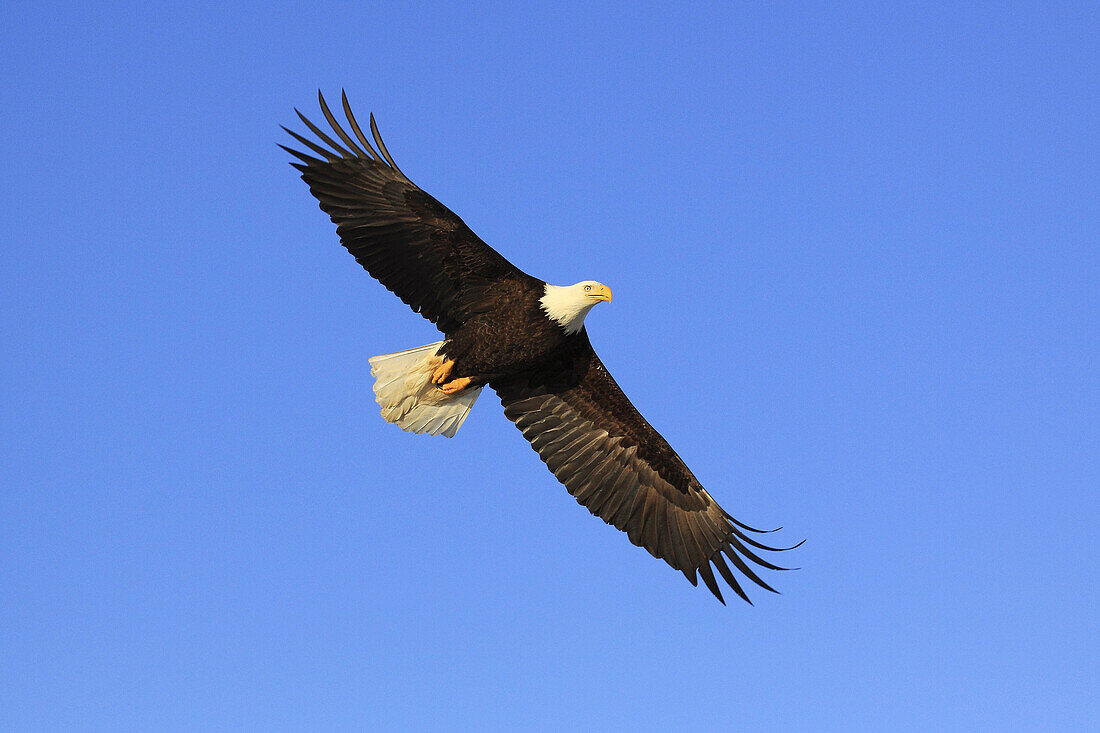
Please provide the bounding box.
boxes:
[540,283,598,334]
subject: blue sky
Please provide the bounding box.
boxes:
[2,1,1097,730]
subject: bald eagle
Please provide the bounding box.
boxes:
[283,92,797,604]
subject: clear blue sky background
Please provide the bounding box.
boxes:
[2,1,1097,730]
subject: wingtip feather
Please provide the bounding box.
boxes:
[698,562,725,604]
[341,90,383,162]
[712,551,753,605]
[318,89,368,158]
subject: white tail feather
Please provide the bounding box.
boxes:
[367,341,482,438]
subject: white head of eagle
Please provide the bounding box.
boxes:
[540,281,613,334]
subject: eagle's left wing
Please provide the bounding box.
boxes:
[492,333,797,604]
[282,92,535,335]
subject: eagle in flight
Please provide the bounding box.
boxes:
[283,91,798,604]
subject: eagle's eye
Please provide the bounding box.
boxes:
[584,285,592,292]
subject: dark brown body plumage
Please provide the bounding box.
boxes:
[283,91,798,604]
[439,277,569,387]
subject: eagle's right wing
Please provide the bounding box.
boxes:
[283,91,532,335]
[492,333,798,604]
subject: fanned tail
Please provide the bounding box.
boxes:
[368,341,482,438]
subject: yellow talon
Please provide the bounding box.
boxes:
[439,376,473,395]
[431,359,455,385]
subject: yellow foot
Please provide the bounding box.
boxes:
[439,376,473,395]
[431,359,455,385]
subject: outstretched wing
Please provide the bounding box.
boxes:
[282,91,533,334]
[493,333,798,604]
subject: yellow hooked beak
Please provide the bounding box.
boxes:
[590,284,613,302]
